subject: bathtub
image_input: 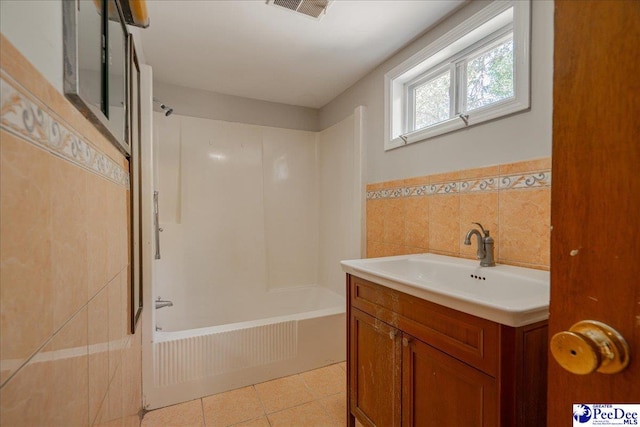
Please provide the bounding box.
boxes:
[149,286,346,409]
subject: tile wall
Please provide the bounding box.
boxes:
[0,35,141,426]
[366,158,551,270]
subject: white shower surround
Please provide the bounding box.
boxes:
[144,109,363,409]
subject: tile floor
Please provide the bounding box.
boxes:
[141,362,359,427]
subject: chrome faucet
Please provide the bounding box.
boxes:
[155,297,174,309]
[464,222,496,267]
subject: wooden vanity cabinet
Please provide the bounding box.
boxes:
[346,274,548,427]
[350,308,402,426]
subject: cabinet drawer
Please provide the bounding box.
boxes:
[349,275,499,376]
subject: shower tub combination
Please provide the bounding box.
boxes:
[152,286,345,408]
[144,110,362,409]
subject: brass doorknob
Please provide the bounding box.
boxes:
[550,320,630,375]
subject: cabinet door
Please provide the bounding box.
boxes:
[350,308,402,427]
[402,335,497,427]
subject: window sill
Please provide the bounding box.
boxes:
[385,96,529,151]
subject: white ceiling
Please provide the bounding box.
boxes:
[139,0,466,109]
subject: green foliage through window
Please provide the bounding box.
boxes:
[415,71,451,130]
[410,34,515,133]
[466,39,514,111]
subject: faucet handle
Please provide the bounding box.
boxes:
[472,222,491,236]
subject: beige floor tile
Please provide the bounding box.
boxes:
[268,401,340,427]
[230,416,270,427]
[318,392,347,426]
[299,364,346,398]
[202,386,265,427]
[337,362,346,372]
[254,375,314,414]
[141,399,204,427]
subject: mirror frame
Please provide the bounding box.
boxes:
[62,0,131,156]
[129,37,143,333]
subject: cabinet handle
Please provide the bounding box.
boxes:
[402,337,411,347]
[153,191,161,260]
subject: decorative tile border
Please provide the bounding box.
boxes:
[366,190,384,200]
[0,75,129,187]
[387,188,403,198]
[499,171,551,190]
[366,171,550,200]
[404,185,428,197]
[429,181,459,194]
[459,177,499,192]
[366,188,404,199]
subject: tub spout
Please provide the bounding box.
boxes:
[155,298,174,309]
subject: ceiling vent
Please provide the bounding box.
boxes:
[268,0,331,19]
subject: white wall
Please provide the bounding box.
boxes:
[0,0,63,92]
[154,81,320,132]
[319,0,554,183]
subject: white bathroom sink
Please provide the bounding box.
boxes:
[341,253,550,327]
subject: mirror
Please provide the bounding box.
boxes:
[63,0,130,156]
[76,0,102,114]
[107,0,127,143]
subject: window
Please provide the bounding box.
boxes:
[385,1,530,150]
[465,36,514,112]
[412,68,452,129]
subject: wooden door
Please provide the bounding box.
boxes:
[349,308,402,427]
[402,335,497,427]
[549,1,640,425]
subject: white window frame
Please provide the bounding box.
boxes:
[384,0,530,151]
